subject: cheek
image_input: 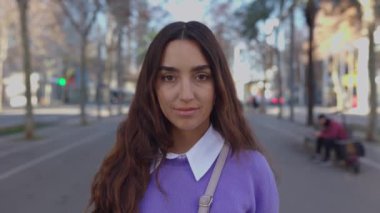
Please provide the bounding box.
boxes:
[156,86,173,108]
[207,85,215,101]
[201,87,215,108]
[156,89,165,107]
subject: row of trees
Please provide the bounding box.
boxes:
[1,0,379,141]
[236,0,379,141]
[0,0,166,139]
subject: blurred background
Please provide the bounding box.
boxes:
[0,0,380,212]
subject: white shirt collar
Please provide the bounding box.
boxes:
[152,125,225,181]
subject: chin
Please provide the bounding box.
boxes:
[172,120,209,132]
[173,123,200,131]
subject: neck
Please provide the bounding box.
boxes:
[169,123,210,154]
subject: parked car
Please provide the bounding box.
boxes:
[270,97,285,105]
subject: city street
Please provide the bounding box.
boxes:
[0,115,123,213]
[1,0,380,212]
[0,108,379,213]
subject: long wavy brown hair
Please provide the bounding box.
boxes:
[88,21,264,213]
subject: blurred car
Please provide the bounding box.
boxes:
[270,97,285,105]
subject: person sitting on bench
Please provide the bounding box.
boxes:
[314,114,348,162]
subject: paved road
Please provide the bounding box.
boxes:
[247,110,380,213]
[0,116,123,213]
[0,110,379,212]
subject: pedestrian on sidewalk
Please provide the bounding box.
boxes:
[88,21,278,213]
[313,114,348,163]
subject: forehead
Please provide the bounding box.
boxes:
[161,39,208,67]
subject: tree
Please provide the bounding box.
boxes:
[359,0,380,141]
[102,0,154,117]
[29,1,68,106]
[236,0,275,114]
[134,0,155,66]
[57,0,101,125]
[314,0,362,112]
[275,0,286,119]
[0,1,18,112]
[95,36,104,120]
[238,0,274,41]
[208,1,239,63]
[304,0,318,126]
[103,13,117,117]
[288,3,296,121]
[238,0,298,118]
[16,0,35,139]
[106,0,131,115]
[0,23,6,112]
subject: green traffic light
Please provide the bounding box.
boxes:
[57,77,67,86]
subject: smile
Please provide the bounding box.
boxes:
[174,107,199,116]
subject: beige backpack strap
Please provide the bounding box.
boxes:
[198,143,230,213]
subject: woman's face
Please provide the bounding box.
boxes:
[156,39,215,134]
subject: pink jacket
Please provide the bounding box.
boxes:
[319,119,348,140]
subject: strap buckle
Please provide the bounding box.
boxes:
[199,195,213,207]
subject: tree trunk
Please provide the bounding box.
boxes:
[62,57,69,103]
[275,28,283,119]
[57,0,100,124]
[307,19,315,126]
[116,26,123,115]
[259,43,268,114]
[79,34,88,125]
[17,0,34,139]
[125,26,132,103]
[366,23,377,141]
[104,18,116,117]
[96,41,103,120]
[0,27,8,112]
[288,7,295,122]
[0,52,3,112]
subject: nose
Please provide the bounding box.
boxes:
[178,78,195,102]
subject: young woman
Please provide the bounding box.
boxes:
[89,21,279,213]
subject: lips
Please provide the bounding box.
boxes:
[173,107,199,116]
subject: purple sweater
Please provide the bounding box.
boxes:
[139,150,279,213]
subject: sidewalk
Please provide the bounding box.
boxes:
[263,105,380,170]
[266,105,380,139]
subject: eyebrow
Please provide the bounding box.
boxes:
[158,65,210,72]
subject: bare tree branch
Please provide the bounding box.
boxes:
[57,0,82,33]
[84,0,101,36]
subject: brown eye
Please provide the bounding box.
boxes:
[195,73,210,81]
[161,74,176,82]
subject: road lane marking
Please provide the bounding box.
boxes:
[0,119,115,158]
[257,122,380,172]
[0,129,84,158]
[0,126,91,158]
[0,141,47,158]
[0,130,111,181]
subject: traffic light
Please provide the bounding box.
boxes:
[57,77,67,86]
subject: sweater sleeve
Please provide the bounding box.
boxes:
[250,152,279,213]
